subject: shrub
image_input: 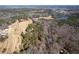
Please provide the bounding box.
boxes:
[21,22,43,50]
[0,19,6,26]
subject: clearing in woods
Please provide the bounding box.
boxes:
[0,18,32,53]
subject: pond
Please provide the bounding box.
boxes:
[57,16,69,20]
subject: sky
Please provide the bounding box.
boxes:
[0,0,79,5]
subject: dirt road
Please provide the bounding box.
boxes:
[0,18,32,53]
